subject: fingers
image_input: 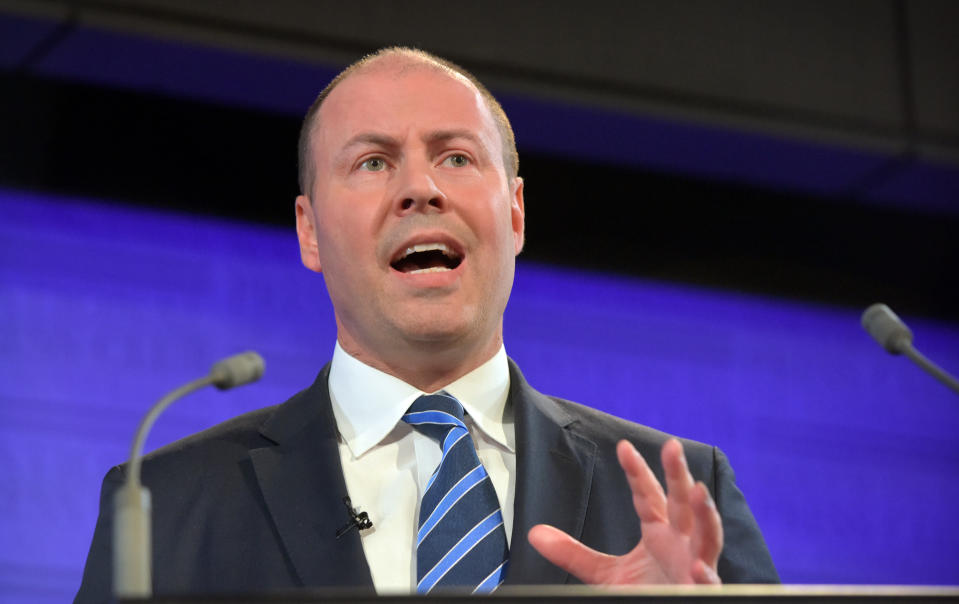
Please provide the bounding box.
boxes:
[616,440,667,524]
[663,439,723,573]
[691,559,722,585]
[622,438,724,583]
[527,524,613,585]
[662,439,696,535]
[689,481,723,568]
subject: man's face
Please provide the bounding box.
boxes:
[295,63,525,368]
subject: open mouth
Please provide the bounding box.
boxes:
[390,242,463,274]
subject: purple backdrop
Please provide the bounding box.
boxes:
[1,187,958,602]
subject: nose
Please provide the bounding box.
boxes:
[393,161,447,215]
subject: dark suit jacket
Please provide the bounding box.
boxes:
[76,360,778,602]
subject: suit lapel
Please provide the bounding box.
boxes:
[249,366,374,590]
[245,359,595,588]
[504,360,597,585]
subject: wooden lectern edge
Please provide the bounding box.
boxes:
[126,583,959,603]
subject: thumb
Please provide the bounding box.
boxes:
[528,524,612,584]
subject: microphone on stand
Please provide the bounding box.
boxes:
[113,351,265,599]
[861,303,959,396]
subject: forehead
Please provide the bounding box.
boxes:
[313,62,500,158]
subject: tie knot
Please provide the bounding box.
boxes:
[407,392,465,418]
[402,393,467,442]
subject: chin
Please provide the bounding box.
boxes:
[401,324,471,346]
[395,313,481,348]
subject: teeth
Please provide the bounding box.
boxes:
[401,242,453,259]
[409,266,452,274]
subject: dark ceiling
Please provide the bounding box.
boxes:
[1,0,957,319]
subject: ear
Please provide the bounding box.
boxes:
[510,177,526,255]
[295,195,323,273]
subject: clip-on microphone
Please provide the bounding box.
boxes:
[336,496,373,538]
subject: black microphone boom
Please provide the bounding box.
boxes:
[861,303,959,396]
[113,351,265,599]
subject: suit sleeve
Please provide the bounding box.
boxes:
[75,466,125,604]
[712,447,780,583]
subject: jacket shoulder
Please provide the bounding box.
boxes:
[542,394,715,465]
[135,368,329,473]
[143,404,277,462]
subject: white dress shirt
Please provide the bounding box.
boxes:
[328,342,516,593]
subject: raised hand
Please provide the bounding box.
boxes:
[527,439,723,586]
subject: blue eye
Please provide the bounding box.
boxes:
[443,154,470,168]
[360,157,387,172]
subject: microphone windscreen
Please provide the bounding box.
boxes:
[861,303,913,354]
[210,351,265,389]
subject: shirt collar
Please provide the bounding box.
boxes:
[329,342,512,458]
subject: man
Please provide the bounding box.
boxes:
[76,47,777,602]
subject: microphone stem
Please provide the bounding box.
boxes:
[114,353,263,598]
[903,343,959,396]
[127,375,215,486]
[115,375,215,598]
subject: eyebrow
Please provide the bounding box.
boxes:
[423,129,483,147]
[340,132,401,153]
[426,129,492,165]
[335,129,488,162]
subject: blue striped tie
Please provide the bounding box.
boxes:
[402,393,509,593]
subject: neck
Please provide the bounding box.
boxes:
[336,333,502,393]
